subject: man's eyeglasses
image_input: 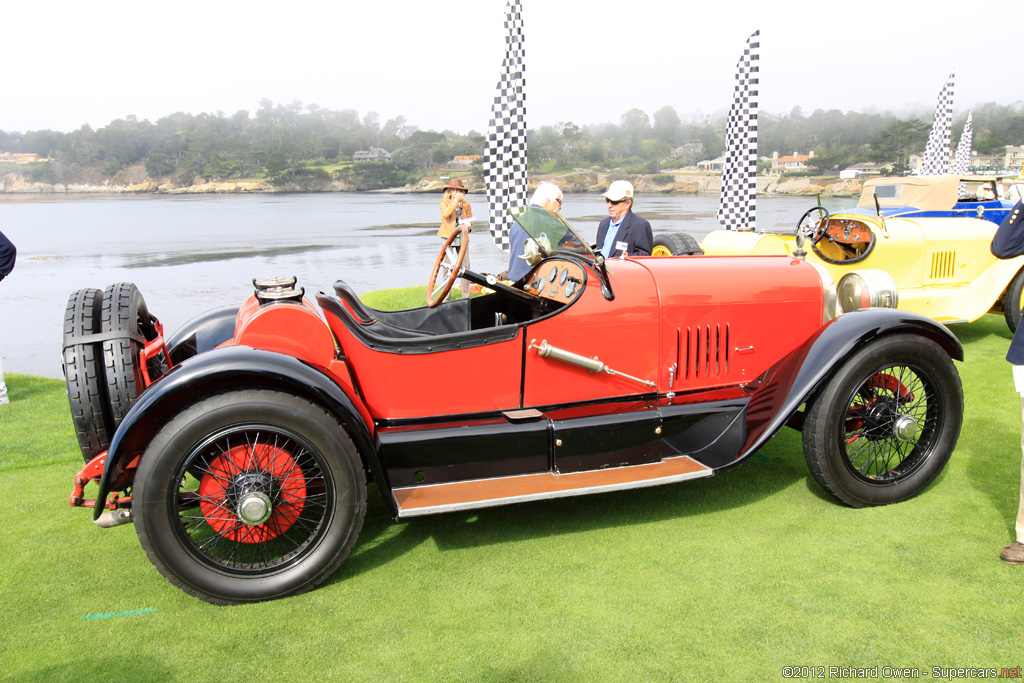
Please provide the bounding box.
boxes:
[605,198,628,205]
[556,198,563,207]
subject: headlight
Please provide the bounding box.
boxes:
[837,269,898,313]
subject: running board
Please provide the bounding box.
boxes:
[392,456,713,518]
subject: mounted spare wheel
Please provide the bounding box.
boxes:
[63,288,114,462]
[651,232,704,256]
[101,282,162,427]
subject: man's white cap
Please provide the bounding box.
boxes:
[602,180,634,202]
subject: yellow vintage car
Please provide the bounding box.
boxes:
[697,175,1024,330]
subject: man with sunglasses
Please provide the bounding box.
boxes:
[596,180,653,258]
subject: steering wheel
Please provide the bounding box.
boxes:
[797,207,830,243]
[427,226,469,307]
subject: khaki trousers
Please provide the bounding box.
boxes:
[1018,398,1024,542]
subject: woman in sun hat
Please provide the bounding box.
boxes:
[438,179,474,299]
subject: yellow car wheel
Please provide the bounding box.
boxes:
[652,232,703,257]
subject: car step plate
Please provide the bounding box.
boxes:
[392,456,713,518]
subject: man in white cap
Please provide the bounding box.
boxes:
[596,180,653,258]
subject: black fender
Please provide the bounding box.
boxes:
[733,308,963,465]
[93,345,389,520]
[165,305,239,364]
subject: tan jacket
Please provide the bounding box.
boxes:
[438,197,474,239]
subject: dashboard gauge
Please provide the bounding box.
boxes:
[548,267,558,283]
[559,269,568,285]
[565,281,576,297]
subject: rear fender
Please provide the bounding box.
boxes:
[165,305,239,364]
[93,345,388,520]
[735,308,963,464]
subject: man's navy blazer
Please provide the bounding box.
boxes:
[991,199,1024,363]
[596,210,653,258]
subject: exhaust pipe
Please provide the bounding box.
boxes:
[94,508,133,528]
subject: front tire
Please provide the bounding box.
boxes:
[133,390,367,604]
[802,334,962,507]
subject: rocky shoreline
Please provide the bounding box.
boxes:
[0,168,863,197]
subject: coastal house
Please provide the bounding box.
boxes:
[696,157,725,172]
[967,150,1002,175]
[768,151,816,176]
[839,161,892,179]
[0,152,44,163]
[353,148,392,162]
[1003,146,1024,175]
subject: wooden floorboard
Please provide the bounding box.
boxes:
[392,456,712,517]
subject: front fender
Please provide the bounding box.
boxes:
[94,345,387,520]
[735,308,963,464]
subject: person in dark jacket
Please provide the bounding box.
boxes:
[507,181,564,282]
[596,180,653,258]
[990,199,1024,564]
[0,229,16,405]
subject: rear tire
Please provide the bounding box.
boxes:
[1003,268,1024,333]
[101,283,159,427]
[133,390,367,604]
[802,334,962,507]
[652,232,703,256]
[63,288,113,462]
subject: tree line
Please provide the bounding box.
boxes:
[1,98,1022,189]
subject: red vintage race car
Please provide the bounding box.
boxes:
[63,207,965,604]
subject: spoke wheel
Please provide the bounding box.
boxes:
[134,390,366,604]
[427,226,468,307]
[802,334,962,507]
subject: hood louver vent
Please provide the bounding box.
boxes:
[680,324,730,379]
[929,251,957,280]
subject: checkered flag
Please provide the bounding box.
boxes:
[482,0,528,252]
[717,31,759,231]
[951,111,973,175]
[920,72,955,176]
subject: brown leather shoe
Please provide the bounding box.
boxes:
[1000,541,1024,564]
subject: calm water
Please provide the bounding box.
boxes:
[0,191,821,378]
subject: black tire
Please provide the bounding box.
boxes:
[652,232,703,257]
[101,283,160,426]
[1003,268,1024,333]
[802,334,963,507]
[133,390,367,604]
[62,288,113,462]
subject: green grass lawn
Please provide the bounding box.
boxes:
[1,306,1022,681]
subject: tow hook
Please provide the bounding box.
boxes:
[94,508,133,528]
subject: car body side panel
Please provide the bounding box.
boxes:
[522,260,660,406]
[636,255,826,391]
[324,311,524,421]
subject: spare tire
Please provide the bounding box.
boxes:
[652,232,704,256]
[63,288,114,462]
[101,283,160,427]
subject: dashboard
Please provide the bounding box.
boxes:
[522,259,587,305]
